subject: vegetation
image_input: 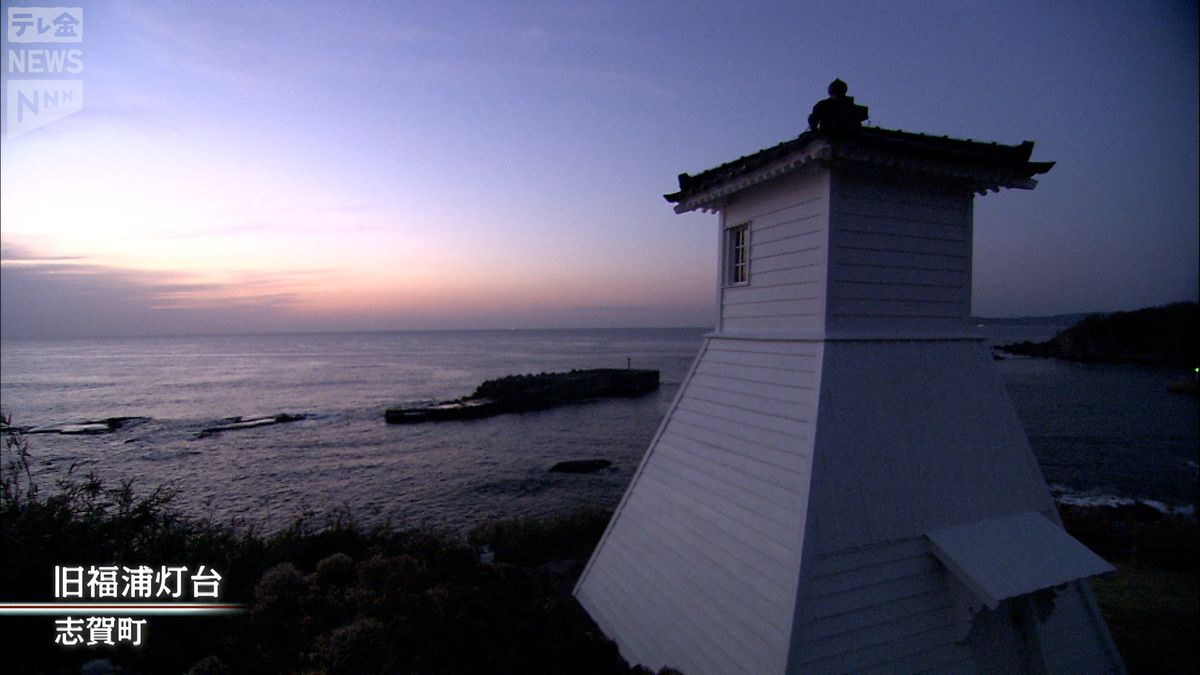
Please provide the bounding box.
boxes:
[468,509,612,570]
[1058,503,1199,673]
[998,301,1199,366]
[4,416,1196,673]
[1090,563,1198,674]
[1,416,649,674]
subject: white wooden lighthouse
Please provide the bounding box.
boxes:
[575,81,1123,673]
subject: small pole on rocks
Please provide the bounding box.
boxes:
[626,357,631,369]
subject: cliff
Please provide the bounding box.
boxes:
[998,302,1198,366]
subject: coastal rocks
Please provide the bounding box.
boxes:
[21,416,147,435]
[472,368,659,404]
[1058,501,1197,571]
[196,413,309,438]
[549,459,612,474]
[385,398,499,424]
[997,302,1198,365]
[385,368,659,424]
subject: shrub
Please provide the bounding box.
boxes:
[1,420,637,673]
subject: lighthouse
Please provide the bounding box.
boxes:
[574,81,1123,673]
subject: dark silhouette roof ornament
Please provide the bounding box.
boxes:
[665,80,1054,210]
[808,78,869,133]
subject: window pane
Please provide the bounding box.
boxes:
[727,224,748,285]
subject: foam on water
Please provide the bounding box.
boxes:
[1049,483,1195,516]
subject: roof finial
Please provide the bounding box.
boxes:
[808,79,869,133]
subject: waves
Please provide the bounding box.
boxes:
[1050,483,1196,516]
[3,328,1195,533]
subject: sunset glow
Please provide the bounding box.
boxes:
[2,0,1196,338]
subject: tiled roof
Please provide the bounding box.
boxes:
[664,125,1055,208]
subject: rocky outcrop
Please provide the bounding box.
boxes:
[549,459,612,474]
[997,302,1198,366]
[196,413,308,438]
[21,417,147,435]
[385,368,659,424]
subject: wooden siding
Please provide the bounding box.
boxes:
[720,172,830,336]
[579,334,1122,673]
[803,340,1054,553]
[784,339,1120,673]
[1039,581,1125,672]
[790,538,974,673]
[789,541,1120,673]
[576,337,823,674]
[827,171,974,333]
[581,155,1122,673]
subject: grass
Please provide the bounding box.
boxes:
[4,416,1196,673]
[468,509,612,567]
[2,416,642,674]
[1091,563,1199,673]
[2,489,636,674]
[1059,502,1200,673]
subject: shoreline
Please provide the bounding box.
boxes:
[2,449,1196,672]
[4,473,1195,672]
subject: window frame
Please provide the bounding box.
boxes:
[724,221,750,287]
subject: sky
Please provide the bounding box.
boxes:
[1,0,1196,339]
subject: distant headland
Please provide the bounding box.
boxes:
[997,302,1199,366]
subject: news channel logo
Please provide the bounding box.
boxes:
[5,6,84,139]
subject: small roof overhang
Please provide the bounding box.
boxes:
[926,511,1114,610]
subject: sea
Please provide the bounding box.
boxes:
[1,327,1196,535]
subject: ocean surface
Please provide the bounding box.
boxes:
[1,327,1196,534]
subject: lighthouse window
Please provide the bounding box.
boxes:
[726,223,749,285]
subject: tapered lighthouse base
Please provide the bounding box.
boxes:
[575,336,1121,674]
